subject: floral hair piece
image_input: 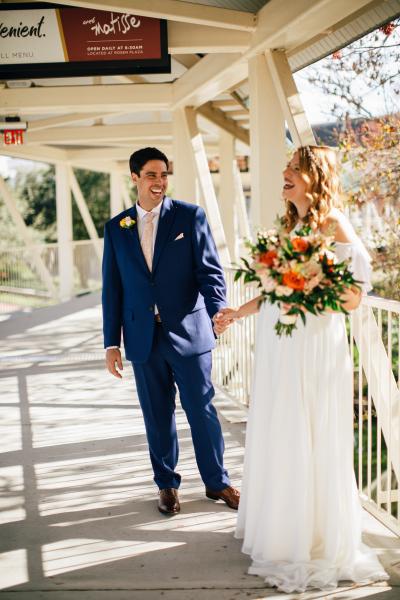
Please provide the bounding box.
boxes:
[304,146,325,171]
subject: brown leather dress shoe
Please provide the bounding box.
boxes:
[205,486,240,510]
[158,488,180,515]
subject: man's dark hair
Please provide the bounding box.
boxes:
[129,147,169,176]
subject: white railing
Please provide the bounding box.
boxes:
[0,240,103,312]
[214,270,400,536]
[351,296,400,536]
[213,269,257,406]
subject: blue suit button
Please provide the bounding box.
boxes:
[149,306,154,311]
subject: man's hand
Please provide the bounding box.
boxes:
[213,319,229,336]
[213,309,238,335]
[106,348,123,379]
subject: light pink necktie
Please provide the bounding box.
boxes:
[141,212,156,270]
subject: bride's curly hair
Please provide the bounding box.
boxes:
[283,145,342,232]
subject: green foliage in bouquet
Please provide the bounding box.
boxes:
[235,220,361,336]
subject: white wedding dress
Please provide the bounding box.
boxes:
[235,213,389,593]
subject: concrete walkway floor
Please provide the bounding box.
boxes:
[0,293,399,600]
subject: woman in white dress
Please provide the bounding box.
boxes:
[215,146,389,593]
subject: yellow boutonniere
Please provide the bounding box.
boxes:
[120,216,136,229]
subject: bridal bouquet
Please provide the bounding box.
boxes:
[235,221,360,336]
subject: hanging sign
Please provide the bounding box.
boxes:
[0,3,170,79]
[3,130,25,145]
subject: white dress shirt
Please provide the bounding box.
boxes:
[106,199,163,350]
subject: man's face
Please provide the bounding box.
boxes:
[131,159,168,207]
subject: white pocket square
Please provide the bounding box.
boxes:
[174,233,184,241]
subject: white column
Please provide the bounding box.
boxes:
[110,171,124,217]
[266,49,316,147]
[233,162,251,241]
[120,175,133,210]
[184,107,230,267]
[233,163,252,261]
[0,176,57,298]
[218,130,238,261]
[68,167,102,264]
[56,163,74,301]
[248,54,286,230]
[172,107,199,204]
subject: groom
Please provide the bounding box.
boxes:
[102,147,239,515]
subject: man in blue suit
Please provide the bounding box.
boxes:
[102,147,239,514]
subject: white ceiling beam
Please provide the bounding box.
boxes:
[168,22,251,54]
[266,49,315,146]
[222,109,249,117]
[173,55,200,70]
[43,0,256,31]
[225,79,248,94]
[0,84,172,114]
[26,122,172,145]
[113,74,148,84]
[172,54,247,109]
[67,147,168,162]
[67,142,220,163]
[184,107,230,265]
[247,0,376,57]
[212,100,239,108]
[229,90,249,110]
[197,103,249,147]
[28,112,121,131]
[0,145,69,164]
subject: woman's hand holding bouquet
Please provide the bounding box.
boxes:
[234,220,361,337]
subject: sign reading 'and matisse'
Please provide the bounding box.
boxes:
[0,2,170,79]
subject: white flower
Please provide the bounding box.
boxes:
[260,274,277,292]
[276,285,294,297]
[300,260,323,280]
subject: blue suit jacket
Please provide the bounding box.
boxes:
[102,197,227,363]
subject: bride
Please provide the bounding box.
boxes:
[215,146,389,593]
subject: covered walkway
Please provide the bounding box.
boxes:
[0,297,399,599]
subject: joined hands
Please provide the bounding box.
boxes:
[213,308,241,335]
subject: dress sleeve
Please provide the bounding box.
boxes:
[333,208,373,294]
[349,241,372,293]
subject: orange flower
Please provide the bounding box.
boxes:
[259,250,277,267]
[291,237,309,253]
[282,271,305,291]
[320,253,334,266]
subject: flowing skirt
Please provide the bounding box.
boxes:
[235,303,388,593]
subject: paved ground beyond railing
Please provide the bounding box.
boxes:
[0,294,399,599]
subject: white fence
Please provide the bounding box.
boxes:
[214,270,400,536]
[0,240,102,311]
[351,296,400,536]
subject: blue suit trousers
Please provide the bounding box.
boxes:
[132,323,230,491]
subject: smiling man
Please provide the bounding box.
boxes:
[102,147,240,515]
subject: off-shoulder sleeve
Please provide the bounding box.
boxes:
[349,241,372,293]
[333,208,373,294]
